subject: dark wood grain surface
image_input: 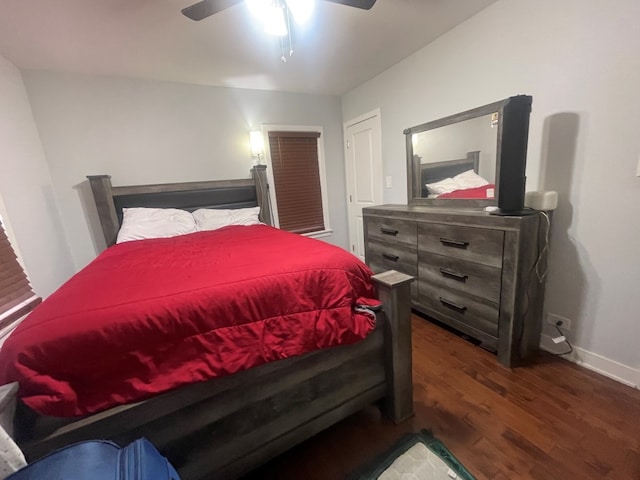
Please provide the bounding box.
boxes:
[243,314,640,480]
[364,206,547,367]
[365,216,418,248]
[417,222,505,268]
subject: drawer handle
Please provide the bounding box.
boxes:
[439,297,467,313]
[382,253,400,262]
[380,227,399,236]
[439,238,469,249]
[439,268,468,282]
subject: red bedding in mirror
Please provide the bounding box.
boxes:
[437,184,495,199]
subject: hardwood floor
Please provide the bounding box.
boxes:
[244,314,640,480]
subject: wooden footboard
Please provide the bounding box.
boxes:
[1,271,413,480]
[373,270,414,424]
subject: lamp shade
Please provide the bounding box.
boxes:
[250,131,265,157]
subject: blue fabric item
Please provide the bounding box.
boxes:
[6,438,180,480]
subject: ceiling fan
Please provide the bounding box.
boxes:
[182,0,377,22]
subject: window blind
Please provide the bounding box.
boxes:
[0,221,40,330]
[268,131,325,234]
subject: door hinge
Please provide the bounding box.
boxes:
[352,244,355,252]
[349,195,352,202]
[346,140,350,149]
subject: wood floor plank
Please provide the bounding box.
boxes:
[243,315,640,480]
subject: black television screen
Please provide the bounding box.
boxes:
[494,95,533,215]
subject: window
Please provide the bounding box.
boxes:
[0,218,40,331]
[266,128,330,236]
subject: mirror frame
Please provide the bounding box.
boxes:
[405,96,527,208]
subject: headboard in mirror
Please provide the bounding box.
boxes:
[405,95,533,214]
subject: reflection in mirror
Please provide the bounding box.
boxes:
[405,95,532,210]
[412,112,498,200]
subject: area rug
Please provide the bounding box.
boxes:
[349,430,476,480]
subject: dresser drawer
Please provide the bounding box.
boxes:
[418,223,504,268]
[367,241,417,275]
[365,217,417,250]
[418,284,499,337]
[418,251,502,304]
[367,241,418,299]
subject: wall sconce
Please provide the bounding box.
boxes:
[250,130,265,164]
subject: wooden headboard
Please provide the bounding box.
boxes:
[420,151,480,197]
[87,165,272,247]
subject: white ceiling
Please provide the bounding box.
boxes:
[0,0,497,95]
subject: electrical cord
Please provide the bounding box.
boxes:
[551,323,574,356]
[534,211,551,283]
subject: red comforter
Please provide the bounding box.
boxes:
[0,225,378,417]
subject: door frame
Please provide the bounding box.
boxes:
[343,108,383,257]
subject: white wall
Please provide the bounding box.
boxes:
[22,72,349,270]
[0,55,74,297]
[342,0,640,374]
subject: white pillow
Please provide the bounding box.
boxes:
[192,206,261,231]
[453,169,490,189]
[425,177,460,196]
[116,207,197,244]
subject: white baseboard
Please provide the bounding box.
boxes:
[540,334,639,389]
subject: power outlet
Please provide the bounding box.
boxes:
[546,313,572,331]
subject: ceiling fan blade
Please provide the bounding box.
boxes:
[323,0,377,10]
[181,0,244,21]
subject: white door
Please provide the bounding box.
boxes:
[344,111,383,261]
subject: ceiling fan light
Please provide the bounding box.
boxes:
[285,0,314,25]
[246,0,271,19]
[263,4,288,36]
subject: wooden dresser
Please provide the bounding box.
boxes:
[364,204,548,367]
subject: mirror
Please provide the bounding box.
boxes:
[405,95,532,211]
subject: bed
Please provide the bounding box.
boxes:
[419,151,495,199]
[0,166,414,480]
